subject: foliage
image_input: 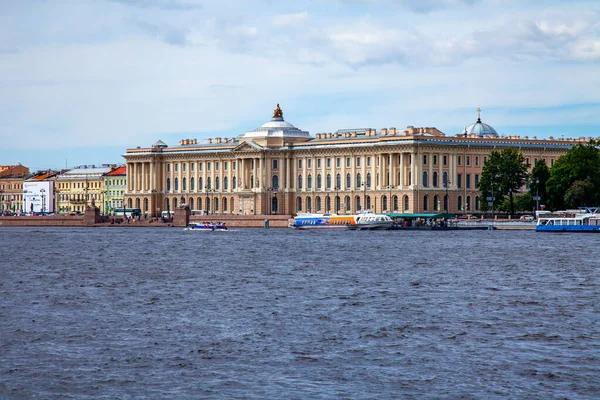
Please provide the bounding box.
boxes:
[546,142,600,210]
[477,148,530,214]
[529,159,550,205]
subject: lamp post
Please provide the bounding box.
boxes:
[205,186,214,215]
[532,178,540,213]
[443,175,449,212]
[40,189,46,215]
[334,186,340,214]
[387,185,393,212]
[361,182,367,211]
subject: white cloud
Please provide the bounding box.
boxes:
[273,12,308,26]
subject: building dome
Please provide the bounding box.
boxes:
[239,104,312,141]
[462,108,498,137]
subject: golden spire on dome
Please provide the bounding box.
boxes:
[273,103,283,118]
[477,107,482,122]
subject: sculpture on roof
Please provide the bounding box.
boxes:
[273,103,283,118]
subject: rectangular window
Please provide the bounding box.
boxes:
[307,159,312,168]
[457,156,462,166]
[466,156,470,166]
[367,157,371,167]
[551,159,554,166]
[298,159,303,169]
[207,162,211,171]
[216,162,220,170]
[346,157,351,167]
[183,163,187,172]
[357,157,361,167]
[167,164,171,172]
[475,174,479,186]
[443,155,447,166]
[175,163,179,172]
[191,163,194,172]
[273,159,278,170]
[526,158,530,165]
[199,162,203,171]
[317,159,321,168]
[233,161,236,170]
[433,155,437,165]
[484,156,487,164]
[457,174,463,188]
[224,162,228,170]
[466,174,471,188]
[423,155,427,165]
[475,156,479,166]
[336,158,341,168]
[327,158,331,168]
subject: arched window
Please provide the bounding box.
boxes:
[335,196,340,213]
[199,177,203,191]
[403,195,409,211]
[307,197,312,213]
[224,177,228,190]
[173,197,177,208]
[443,171,448,187]
[346,173,351,189]
[197,197,202,211]
[272,175,279,189]
[356,196,362,211]
[466,195,471,211]
[214,197,219,212]
[297,197,302,212]
[144,198,148,212]
[356,173,362,188]
[183,178,187,191]
[423,172,428,188]
[475,196,480,211]
[317,174,322,189]
[325,196,331,212]
[215,177,220,190]
[367,173,371,188]
[166,178,171,192]
[382,195,388,211]
[223,197,228,212]
[298,175,303,189]
[393,195,398,211]
[316,196,322,212]
[458,195,463,211]
[175,178,179,191]
[307,174,312,189]
[189,198,194,210]
[336,173,341,189]
[434,195,439,211]
[423,195,429,211]
[433,172,438,188]
[366,196,371,210]
[345,196,351,212]
[190,177,195,191]
[135,198,140,208]
[165,198,170,211]
[206,198,211,213]
[233,176,237,189]
[271,196,278,213]
[207,177,212,190]
[326,174,331,189]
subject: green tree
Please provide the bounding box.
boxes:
[546,141,600,210]
[477,148,530,214]
[529,159,550,209]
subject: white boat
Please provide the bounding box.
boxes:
[536,207,600,232]
[184,222,229,231]
[348,211,393,230]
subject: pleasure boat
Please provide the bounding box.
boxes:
[290,213,356,229]
[348,211,393,230]
[184,222,229,231]
[535,207,600,232]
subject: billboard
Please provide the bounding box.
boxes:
[23,181,54,213]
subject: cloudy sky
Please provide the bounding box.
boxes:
[1,0,599,171]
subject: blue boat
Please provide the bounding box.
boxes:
[184,222,229,231]
[535,207,600,232]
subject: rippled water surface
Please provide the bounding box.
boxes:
[0,227,598,399]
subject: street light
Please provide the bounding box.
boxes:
[532,178,540,213]
[204,186,214,215]
[361,182,367,211]
[443,175,450,212]
[40,189,46,215]
[334,186,340,214]
[387,185,394,212]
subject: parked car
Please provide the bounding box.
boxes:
[520,215,534,221]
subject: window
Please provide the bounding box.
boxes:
[216,177,221,190]
[207,162,211,171]
[466,174,471,189]
[297,197,302,212]
[423,172,428,187]
[457,156,462,166]
[183,163,187,172]
[443,155,447,166]
[207,177,212,190]
[475,156,479,166]
[307,174,312,189]
[167,164,171,172]
[458,196,463,211]
[457,174,462,188]
[336,174,341,189]
[466,156,470,166]
[233,176,237,189]
[317,174,322,189]
[367,157,371,167]
[199,162,203,171]
[166,178,171,191]
[423,155,427,165]
[433,172,438,187]
[175,163,179,172]
[423,195,429,211]
[175,178,179,191]
[366,173,371,188]
[346,173,351,189]
[433,155,437,165]
[199,177,203,191]
[317,159,321,168]
[224,177,229,190]
[298,159,303,169]
[233,161,236,170]
[298,175,303,189]
[224,162,228,170]
[307,159,312,168]
[327,158,331,168]
[356,173,362,188]
[216,162,220,171]
[183,178,187,191]
[326,174,331,189]
[357,157,361,167]
[336,158,341,168]
[475,174,479,186]
[273,159,278,170]
[346,157,351,167]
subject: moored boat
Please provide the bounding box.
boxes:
[535,208,600,232]
[290,213,354,229]
[348,211,393,230]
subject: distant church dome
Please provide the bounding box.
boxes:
[462,108,498,137]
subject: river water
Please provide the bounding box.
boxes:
[0,227,598,399]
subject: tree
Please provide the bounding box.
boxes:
[529,159,550,210]
[546,141,600,210]
[477,148,530,214]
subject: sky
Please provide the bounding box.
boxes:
[1,0,599,171]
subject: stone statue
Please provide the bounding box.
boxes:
[273,103,283,118]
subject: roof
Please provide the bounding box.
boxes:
[105,166,126,176]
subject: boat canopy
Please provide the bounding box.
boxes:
[387,213,455,218]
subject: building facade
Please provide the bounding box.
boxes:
[123,106,580,217]
[56,165,115,214]
[0,165,30,213]
[103,166,127,215]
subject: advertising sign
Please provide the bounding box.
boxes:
[23,181,54,214]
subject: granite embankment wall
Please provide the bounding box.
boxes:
[0,213,292,228]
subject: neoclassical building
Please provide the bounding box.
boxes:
[123,105,579,217]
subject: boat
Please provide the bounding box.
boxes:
[348,211,393,230]
[535,207,600,232]
[290,213,356,229]
[184,222,229,231]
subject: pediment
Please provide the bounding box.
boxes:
[232,141,264,152]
